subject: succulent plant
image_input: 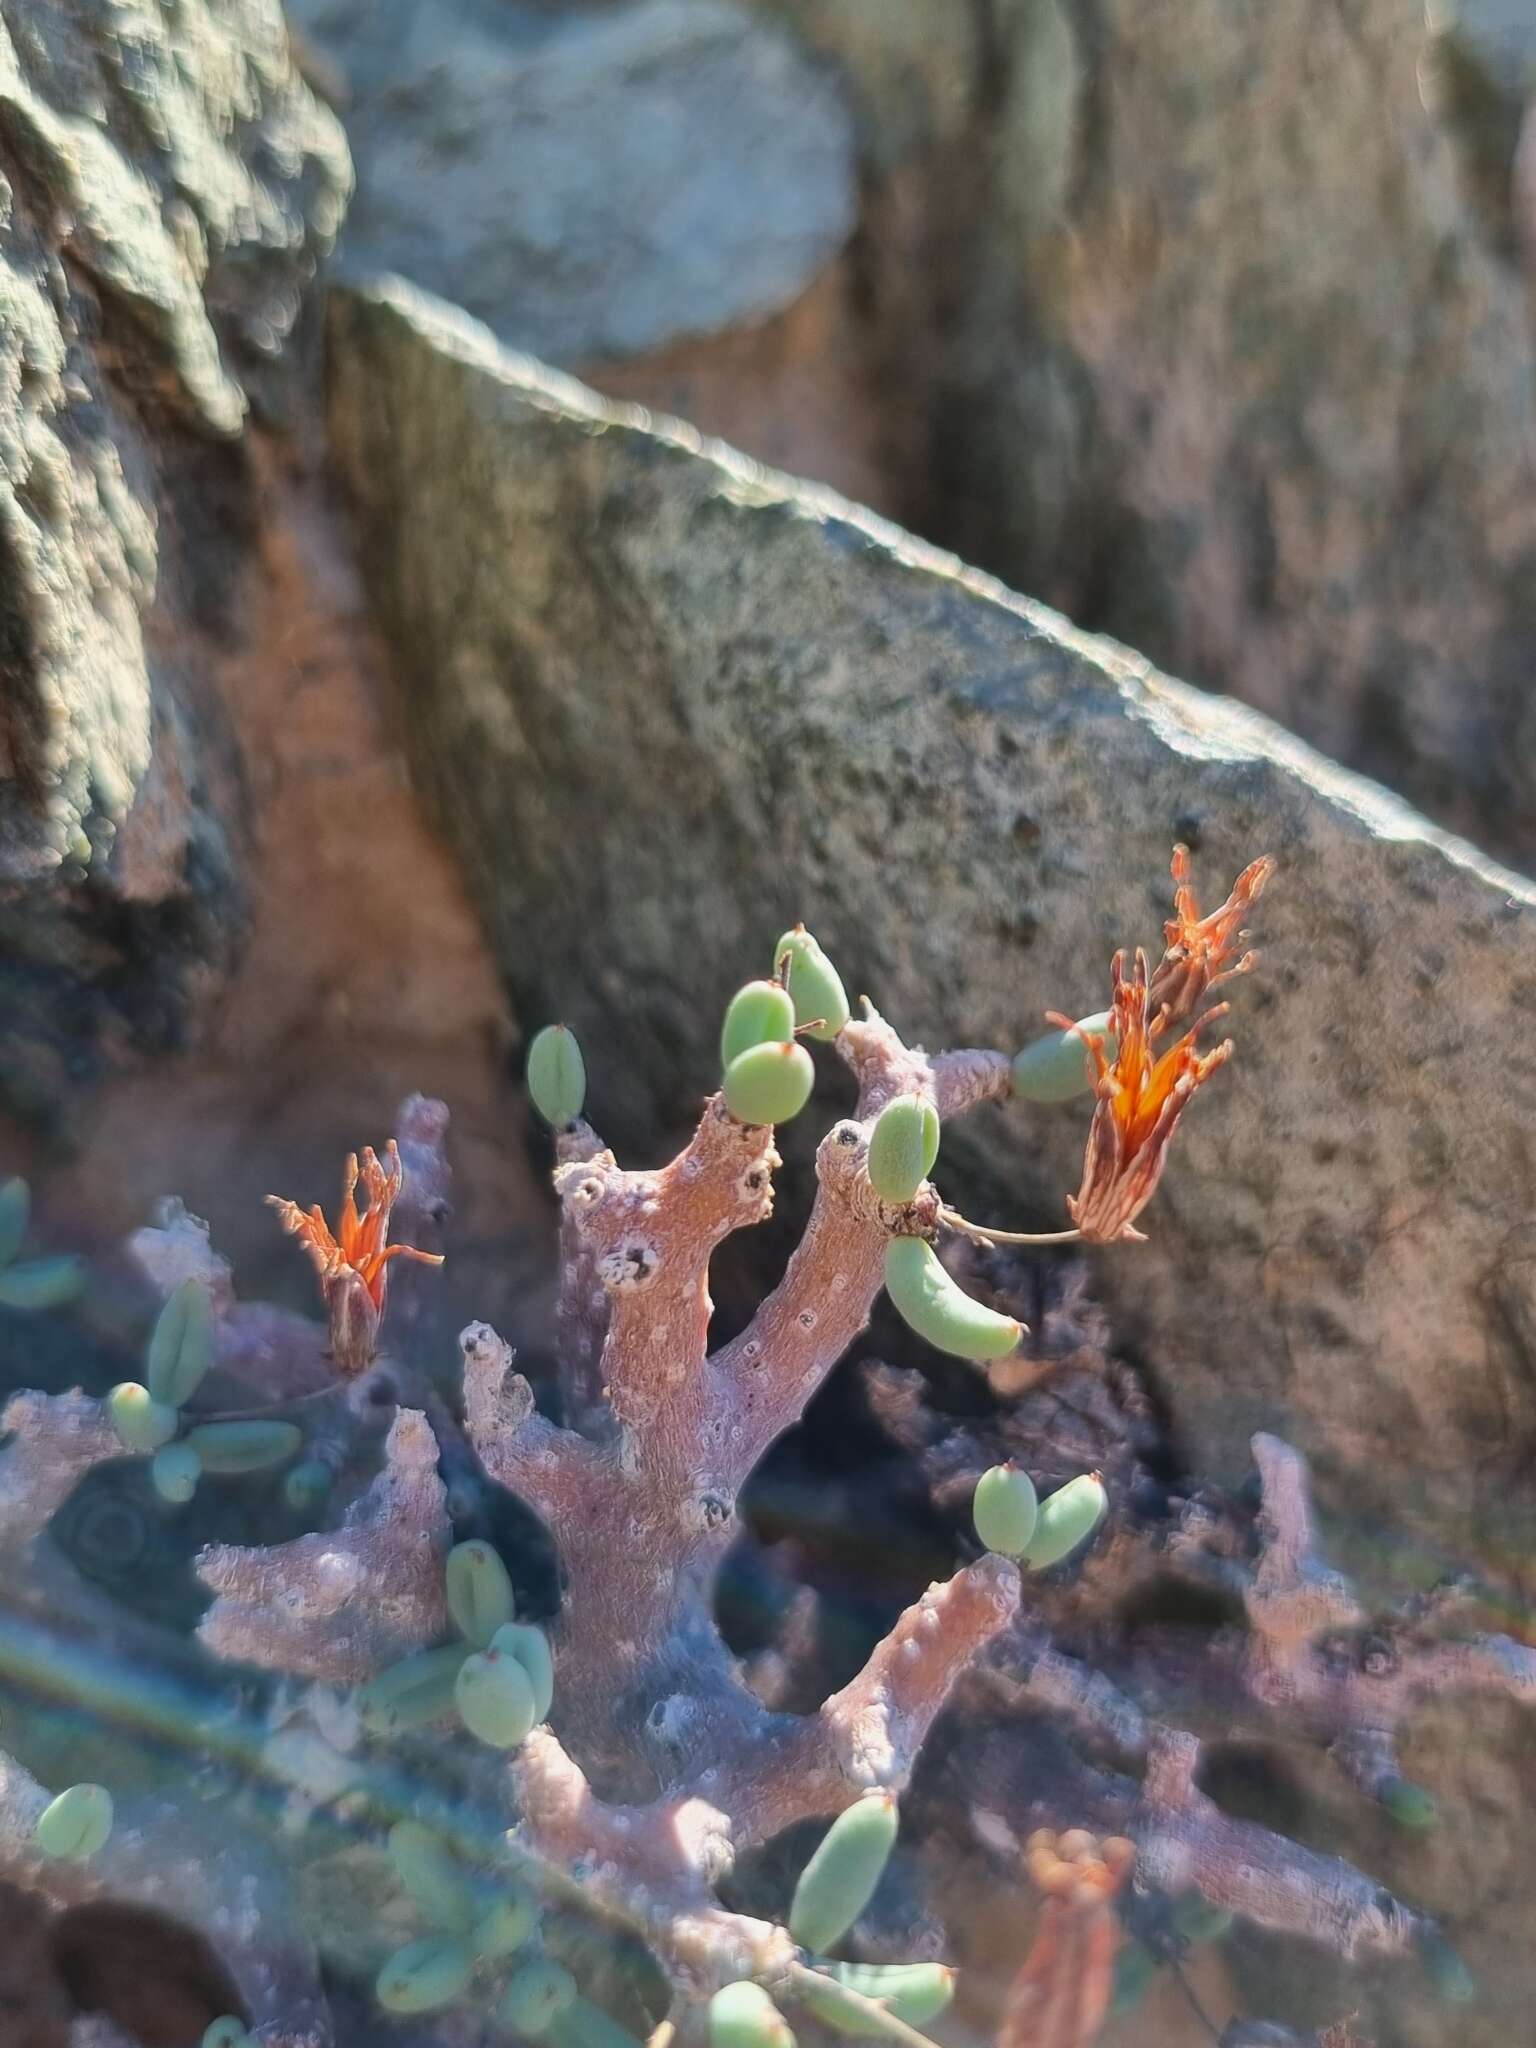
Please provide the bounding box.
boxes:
[0,853,1502,2048]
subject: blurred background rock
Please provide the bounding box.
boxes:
[291,0,1536,872]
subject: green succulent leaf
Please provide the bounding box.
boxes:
[147,1279,215,1407]
[788,1792,899,1954]
[528,1024,587,1128]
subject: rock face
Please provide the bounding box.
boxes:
[935,0,1536,876]
[762,0,1536,875]
[296,0,1536,872]
[327,277,1536,1588]
[290,0,856,365]
[0,0,350,1126]
[9,460,537,1368]
[285,0,897,506]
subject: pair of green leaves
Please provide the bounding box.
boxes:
[710,1792,954,2044]
[359,1541,553,1749]
[972,1466,1108,1570]
[108,1281,302,1504]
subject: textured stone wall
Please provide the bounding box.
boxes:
[0,0,349,1123]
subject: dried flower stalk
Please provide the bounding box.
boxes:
[999,1829,1134,2048]
[267,1138,443,1374]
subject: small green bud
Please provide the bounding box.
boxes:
[357,1645,467,1735]
[284,1459,334,1511]
[721,979,797,1068]
[146,1279,215,1407]
[182,1419,302,1473]
[0,1255,86,1310]
[34,1783,113,1861]
[455,1648,537,1749]
[1381,1777,1437,1830]
[151,1441,202,1505]
[774,926,850,1041]
[973,1463,1039,1558]
[798,1961,954,2032]
[108,1382,179,1454]
[547,1998,646,2048]
[375,1936,474,2014]
[1417,1927,1476,2005]
[1170,1893,1234,1943]
[708,1980,796,2047]
[787,1791,899,1954]
[866,1095,940,1205]
[446,1539,516,1648]
[883,1237,1023,1361]
[0,1178,30,1267]
[528,1024,586,1128]
[1010,1012,1115,1103]
[723,1040,815,1126]
[499,1957,577,2035]
[1021,1473,1108,1570]
[489,1622,555,1723]
[471,1886,539,1959]
[1110,1940,1159,2017]
[389,1820,479,1935]
[201,2020,251,2048]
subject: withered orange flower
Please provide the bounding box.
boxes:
[999,1828,1134,2048]
[267,1140,443,1375]
[1146,843,1275,1033]
[1057,950,1232,1243]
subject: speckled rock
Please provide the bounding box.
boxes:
[327,278,1536,1601]
[0,0,350,1125]
[302,0,1536,874]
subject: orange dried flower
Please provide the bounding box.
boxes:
[268,1140,443,1375]
[1057,950,1232,1243]
[1000,1829,1133,2048]
[1146,843,1275,1033]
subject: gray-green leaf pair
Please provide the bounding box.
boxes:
[719,926,850,1126]
[379,1817,560,2021]
[972,1466,1107,1569]
[711,1791,955,2044]
[387,1820,539,1950]
[377,1939,574,2026]
[361,1542,554,1748]
[108,1283,301,1504]
[446,1538,554,1747]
